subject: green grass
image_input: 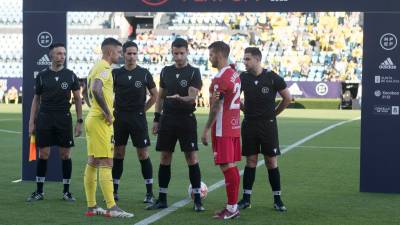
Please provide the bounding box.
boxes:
[0,105,399,225]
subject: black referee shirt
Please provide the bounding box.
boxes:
[240,69,287,120]
[113,66,156,112]
[35,67,80,112]
[159,64,202,114]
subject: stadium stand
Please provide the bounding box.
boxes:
[0,1,363,87]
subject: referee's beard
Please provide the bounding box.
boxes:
[51,61,64,70]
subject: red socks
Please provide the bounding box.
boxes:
[223,166,240,205]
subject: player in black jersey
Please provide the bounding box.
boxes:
[237,47,291,211]
[112,41,158,203]
[26,43,83,202]
[146,38,205,212]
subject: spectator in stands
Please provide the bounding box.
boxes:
[5,86,18,104]
[0,83,5,103]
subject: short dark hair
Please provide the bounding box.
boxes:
[122,41,138,53]
[171,38,188,49]
[49,42,65,51]
[101,37,122,48]
[244,47,262,59]
[208,41,230,58]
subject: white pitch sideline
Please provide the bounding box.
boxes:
[134,117,360,225]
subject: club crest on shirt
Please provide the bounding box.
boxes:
[261,87,269,94]
[180,80,187,87]
[100,70,108,78]
[61,82,68,90]
[135,81,142,88]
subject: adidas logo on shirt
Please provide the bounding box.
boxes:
[37,54,51,66]
[379,57,397,70]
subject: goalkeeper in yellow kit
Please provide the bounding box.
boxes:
[83,37,133,218]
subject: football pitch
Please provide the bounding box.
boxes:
[1,105,399,225]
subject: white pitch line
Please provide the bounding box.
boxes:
[282,145,359,150]
[0,118,20,122]
[12,179,22,183]
[0,129,21,134]
[134,117,361,225]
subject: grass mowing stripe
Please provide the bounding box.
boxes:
[0,128,360,151]
[134,117,360,225]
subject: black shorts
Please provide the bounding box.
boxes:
[156,113,198,152]
[113,111,150,148]
[241,118,280,157]
[35,111,74,148]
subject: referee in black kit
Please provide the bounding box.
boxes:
[237,47,291,211]
[112,41,158,203]
[146,38,205,212]
[27,43,83,202]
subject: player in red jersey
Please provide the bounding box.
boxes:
[201,41,241,220]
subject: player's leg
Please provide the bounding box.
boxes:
[112,146,126,201]
[84,117,101,215]
[213,137,241,219]
[56,111,76,201]
[136,147,154,203]
[146,151,172,209]
[26,147,50,201]
[147,115,176,210]
[97,150,133,217]
[112,111,129,200]
[214,162,240,220]
[238,119,260,209]
[180,114,204,211]
[132,112,154,203]
[264,155,286,211]
[27,111,56,201]
[238,154,258,209]
[184,151,204,211]
[97,157,115,209]
[83,116,134,218]
[261,118,286,211]
[84,156,103,216]
[85,156,133,218]
[59,147,75,201]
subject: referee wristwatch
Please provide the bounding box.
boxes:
[77,118,83,124]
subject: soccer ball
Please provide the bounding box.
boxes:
[188,181,208,200]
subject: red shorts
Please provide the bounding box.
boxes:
[212,136,241,165]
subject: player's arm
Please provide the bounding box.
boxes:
[205,93,223,130]
[154,86,166,114]
[152,86,166,134]
[92,78,112,125]
[201,92,223,145]
[72,89,83,136]
[82,81,91,108]
[145,87,158,112]
[167,86,199,104]
[275,88,291,116]
[28,94,40,136]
